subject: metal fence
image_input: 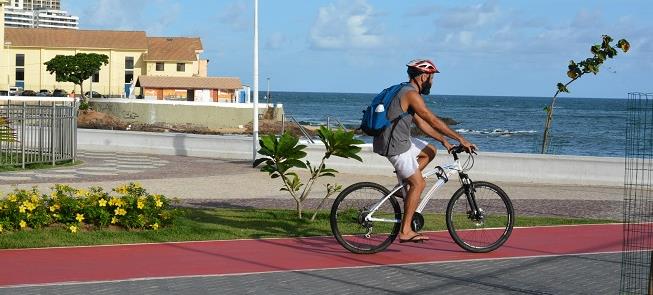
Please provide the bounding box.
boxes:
[621,92,653,294]
[0,97,78,168]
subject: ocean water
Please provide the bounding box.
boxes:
[264,91,627,157]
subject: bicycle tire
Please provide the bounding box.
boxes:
[446,181,514,253]
[330,182,401,254]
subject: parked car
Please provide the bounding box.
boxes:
[9,87,23,96]
[52,89,68,97]
[37,89,52,96]
[84,91,104,98]
[20,90,37,96]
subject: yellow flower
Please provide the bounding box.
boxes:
[151,223,159,230]
[50,191,58,199]
[0,224,3,232]
[111,217,118,224]
[19,220,27,228]
[76,189,90,197]
[7,194,17,202]
[69,225,78,233]
[109,197,124,207]
[114,208,127,216]
[98,199,107,207]
[25,202,36,212]
[19,205,26,213]
[132,182,142,189]
[115,185,129,195]
[30,195,39,203]
[155,200,163,208]
[137,200,145,209]
[75,213,85,223]
[49,204,60,212]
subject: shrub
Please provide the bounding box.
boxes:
[0,183,178,233]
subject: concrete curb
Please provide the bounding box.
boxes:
[77,129,624,186]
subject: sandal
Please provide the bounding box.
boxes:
[399,233,428,243]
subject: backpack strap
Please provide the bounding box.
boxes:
[383,85,414,156]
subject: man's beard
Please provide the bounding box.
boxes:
[420,81,432,95]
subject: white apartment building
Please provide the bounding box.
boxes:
[10,0,60,10]
[5,0,77,29]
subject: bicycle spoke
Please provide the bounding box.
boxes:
[331,182,401,254]
[447,182,514,252]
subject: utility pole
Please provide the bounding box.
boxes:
[252,0,259,163]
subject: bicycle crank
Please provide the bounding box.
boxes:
[411,212,425,232]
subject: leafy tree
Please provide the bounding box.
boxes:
[254,127,363,219]
[43,53,109,109]
[541,35,629,153]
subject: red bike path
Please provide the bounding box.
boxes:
[0,223,638,287]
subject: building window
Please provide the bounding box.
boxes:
[125,57,134,70]
[125,72,134,84]
[177,63,185,72]
[92,72,100,83]
[16,68,25,81]
[156,62,164,71]
[16,54,25,67]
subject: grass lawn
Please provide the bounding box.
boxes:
[0,208,618,249]
[0,160,82,172]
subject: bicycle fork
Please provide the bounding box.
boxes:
[460,172,484,221]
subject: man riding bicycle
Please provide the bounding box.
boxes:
[372,59,477,243]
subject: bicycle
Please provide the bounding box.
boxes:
[330,145,514,254]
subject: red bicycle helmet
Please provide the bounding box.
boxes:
[406,59,440,74]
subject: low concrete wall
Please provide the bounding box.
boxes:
[89,99,283,129]
[77,129,625,186]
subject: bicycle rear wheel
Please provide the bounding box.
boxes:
[446,181,514,253]
[330,182,401,254]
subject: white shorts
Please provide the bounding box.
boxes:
[387,138,429,179]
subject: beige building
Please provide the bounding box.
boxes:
[0,0,240,99]
[136,76,242,103]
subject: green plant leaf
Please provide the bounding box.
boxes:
[556,83,569,93]
[252,158,269,168]
[284,159,308,169]
[259,135,277,156]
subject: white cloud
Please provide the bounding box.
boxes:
[76,0,179,34]
[437,0,501,29]
[309,0,382,50]
[219,0,250,32]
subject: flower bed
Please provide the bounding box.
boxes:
[0,183,177,233]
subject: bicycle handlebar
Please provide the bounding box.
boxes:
[449,145,477,161]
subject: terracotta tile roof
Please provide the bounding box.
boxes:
[144,37,203,62]
[136,76,242,90]
[4,28,148,49]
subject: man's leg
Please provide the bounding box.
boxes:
[416,144,437,171]
[399,171,428,241]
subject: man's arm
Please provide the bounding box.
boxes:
[402,90,476,151]
[414,115,454,152]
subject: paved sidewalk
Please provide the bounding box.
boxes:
[0,151,630,294]
[0,253,621,294]
[0,224,630,294]
[0,151,624,221]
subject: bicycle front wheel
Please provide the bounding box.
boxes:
[330,182,401,254]
[446,181,514,253]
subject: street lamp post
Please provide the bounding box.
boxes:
[252,0,259,163]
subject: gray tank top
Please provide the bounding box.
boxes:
[372,84,417,156]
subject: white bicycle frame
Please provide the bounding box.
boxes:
[364,158,466,224]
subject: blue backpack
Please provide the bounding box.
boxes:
[360,83,409,136]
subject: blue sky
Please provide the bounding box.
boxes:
[63,0,652,98]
